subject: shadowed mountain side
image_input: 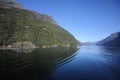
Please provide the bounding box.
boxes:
[97,32,120,47]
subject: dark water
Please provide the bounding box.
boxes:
[0,46,120,80]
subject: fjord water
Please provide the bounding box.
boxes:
[0,46,120,80]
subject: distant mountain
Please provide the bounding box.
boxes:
[0,0,79,48]
[97,32,120,47]
[82,42,96,45]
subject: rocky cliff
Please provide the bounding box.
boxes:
[97,32,120,47]
[0,0,79,48]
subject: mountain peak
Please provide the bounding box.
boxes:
[0,0,24,9]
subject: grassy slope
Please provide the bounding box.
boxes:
[0,8,78,47]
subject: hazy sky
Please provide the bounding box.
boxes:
[17,0,120,42]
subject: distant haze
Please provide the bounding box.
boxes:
[17,0,120,42]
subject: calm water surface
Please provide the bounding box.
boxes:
[0,45,120,80]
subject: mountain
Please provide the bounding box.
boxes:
[81,42,96,45]
[0,0,24,9]
[0,0,79,48]
[97,32,120,47]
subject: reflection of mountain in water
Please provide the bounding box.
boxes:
[0,47,77,80]
[100,46,120,54]
[99,46,120,79]
[51,46,120,80]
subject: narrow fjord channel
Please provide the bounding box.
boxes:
[0,45,120,80]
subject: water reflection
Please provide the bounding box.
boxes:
[0,47,77,80]
[51,45,120,80]
[100,46,120,54]
[98,46,120,79]
[1,46,120,80]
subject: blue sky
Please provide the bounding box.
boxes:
[17,0,120,42]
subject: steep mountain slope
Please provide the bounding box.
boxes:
[97,32,120,47]
[0,0,79,48]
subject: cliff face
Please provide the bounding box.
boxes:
[97,32,120,47]
[0,0,79,48]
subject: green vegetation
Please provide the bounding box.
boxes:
[0,8,78,48]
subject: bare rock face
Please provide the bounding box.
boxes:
[0,0,24,9]
[7,41,37,48]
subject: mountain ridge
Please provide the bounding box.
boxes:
[97,32,120,47]
[0,0,24,9]
[0,0,58,25]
